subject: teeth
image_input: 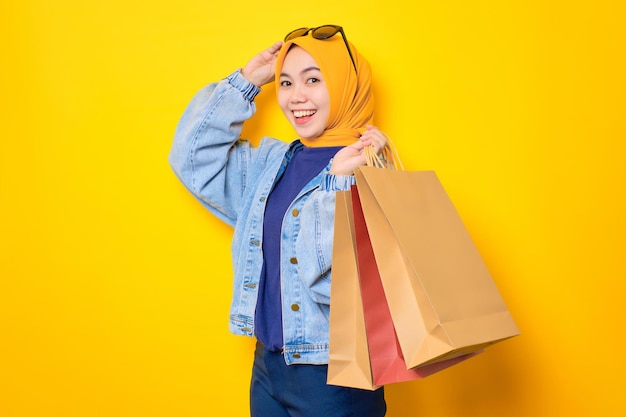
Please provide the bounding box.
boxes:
[293,110,316,118]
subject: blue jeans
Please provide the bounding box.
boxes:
[250,343,386,417]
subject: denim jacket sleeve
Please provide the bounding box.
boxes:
[168,70,262,226]
[293,171,356,305]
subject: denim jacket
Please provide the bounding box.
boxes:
[168,70,356,365]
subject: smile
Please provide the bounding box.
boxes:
[293,110,317,118]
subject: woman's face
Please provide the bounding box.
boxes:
[277,46,330,140]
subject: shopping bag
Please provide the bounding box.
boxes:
[328,189,481,390]
[352,161,520,369]
[350,185,480,386]
[327,190,378,390]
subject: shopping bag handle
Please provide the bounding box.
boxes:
[363,134,405,171]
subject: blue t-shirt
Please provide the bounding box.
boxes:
[255,144,342,351]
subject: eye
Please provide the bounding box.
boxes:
[306,77,320,84]
[280,80,292,87]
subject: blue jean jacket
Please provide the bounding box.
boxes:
[168,71,356,365]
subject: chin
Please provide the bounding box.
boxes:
[289,118,324,140]
[295,129,323,140]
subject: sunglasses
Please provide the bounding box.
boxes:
[284,25,357,73]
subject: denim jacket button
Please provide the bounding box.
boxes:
[291,303,300,311]
[291,208,299,217]
[292,352,301,359]
[290,257,298,264]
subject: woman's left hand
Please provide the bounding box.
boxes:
[329,126,388,176]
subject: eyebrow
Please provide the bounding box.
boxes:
[280,66,321,78]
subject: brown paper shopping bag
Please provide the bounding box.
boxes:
[328,188,481,390]
[350,186,480,386]
[353,164,520,369]
[327,190,378,390]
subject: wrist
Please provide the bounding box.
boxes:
[227,70,261,101]
[322,173,356,191]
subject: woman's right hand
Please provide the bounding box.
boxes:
[241,42,283,87]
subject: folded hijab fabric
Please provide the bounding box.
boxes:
[274,33,374,148]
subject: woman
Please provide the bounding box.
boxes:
[169,25,387,416]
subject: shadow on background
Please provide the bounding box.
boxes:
[385,338,531,417]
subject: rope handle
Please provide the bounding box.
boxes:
[363,133,405,170]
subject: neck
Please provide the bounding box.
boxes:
[300,127,364,148]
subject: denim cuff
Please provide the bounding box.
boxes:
[226,70,261,102]
[321,174,356,191]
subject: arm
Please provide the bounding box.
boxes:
[168,71,260,225]
[168,42,283,225]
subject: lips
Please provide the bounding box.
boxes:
[293,110,317,118]
[292,109,317,125]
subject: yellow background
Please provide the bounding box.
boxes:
[1,0,624,416]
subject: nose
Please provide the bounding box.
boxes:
[289,84,306,103]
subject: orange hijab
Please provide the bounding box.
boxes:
[274,33,374,147]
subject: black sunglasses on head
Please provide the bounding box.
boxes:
[284,25,357,73]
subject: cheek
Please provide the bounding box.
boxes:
[277,92,290,115]
[315,92,331,123]
[314,88,331,115]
